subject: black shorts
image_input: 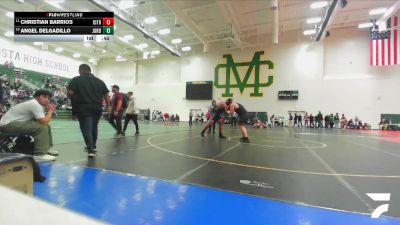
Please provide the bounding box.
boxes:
[212,109,224,122]
[212,115,221,122]
[238,113,248,124]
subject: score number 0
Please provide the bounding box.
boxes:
[102,18,114,35]
[103,18,114,26]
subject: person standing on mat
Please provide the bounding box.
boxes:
[201,100,226,139]
[123,91,139,135]
[225,98,250,143]
[109,85,124,136]
[207,100,218,134]
[164,112,171,125]
[189,110,193,126]
[68,64,109,157]
[304,112,310,128]
[334,113,340,129]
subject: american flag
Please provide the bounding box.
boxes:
[370,16,398,66]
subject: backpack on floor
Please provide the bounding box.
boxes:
[122,93,129,110]
[12,135,34,155]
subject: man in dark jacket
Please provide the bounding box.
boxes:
[68,64,109,157]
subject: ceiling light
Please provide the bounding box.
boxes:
[116,55,127,61]
[81,9,90,12]
[4,31,14,37]
[306,17,322,24]
[84,43,91,47]
[138,43,148,49]
[72,53,80,58]
[303,29,316,35]
[171,38,182,44]
[33,42,43,46]
[143,52,150,59]
[102,49,107,53]
[369,8,387,15]
[144,16,157,24]
[89,58,98,65]
[358,22,373,29]
[151,50,160,55]
[55,47,63,52]
[311,1,328,9]
[158,28,170,35]
[181,46,191,52]
[123,34,134,41]
[376,21,388,31]
[119,0,137,9]
[6,12,13,18]
[118,36,128,43]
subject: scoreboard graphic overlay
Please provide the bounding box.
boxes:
[14,12,114,42]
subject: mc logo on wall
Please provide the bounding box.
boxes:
[214,51,274,97]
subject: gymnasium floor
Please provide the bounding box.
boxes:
[34,120,400,225]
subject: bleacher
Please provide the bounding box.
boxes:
[0,66,14,78]
[0,65,73,118]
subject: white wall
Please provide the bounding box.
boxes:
[96,59,136,93]
[128,43,325,121]
[97,27,400,128]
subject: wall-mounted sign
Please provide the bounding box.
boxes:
[214,51,274,97]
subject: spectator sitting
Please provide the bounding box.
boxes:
[379,119,389,130]
[354,116,362,129]
[277,116,284,127]
[347,119,355,129]
[0,90,58,161]
[357,120,363,130]
[324,115,330,128]
[175,114,180,122]
[329,114,334,128]
[334,113,340,128]
[363,123,371,130]
[0,79,3,103]
[340,114,347,129]
[309,114,315,128]
[253,119,267,128]
[10,88,18,99]
[270,114,275,127]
